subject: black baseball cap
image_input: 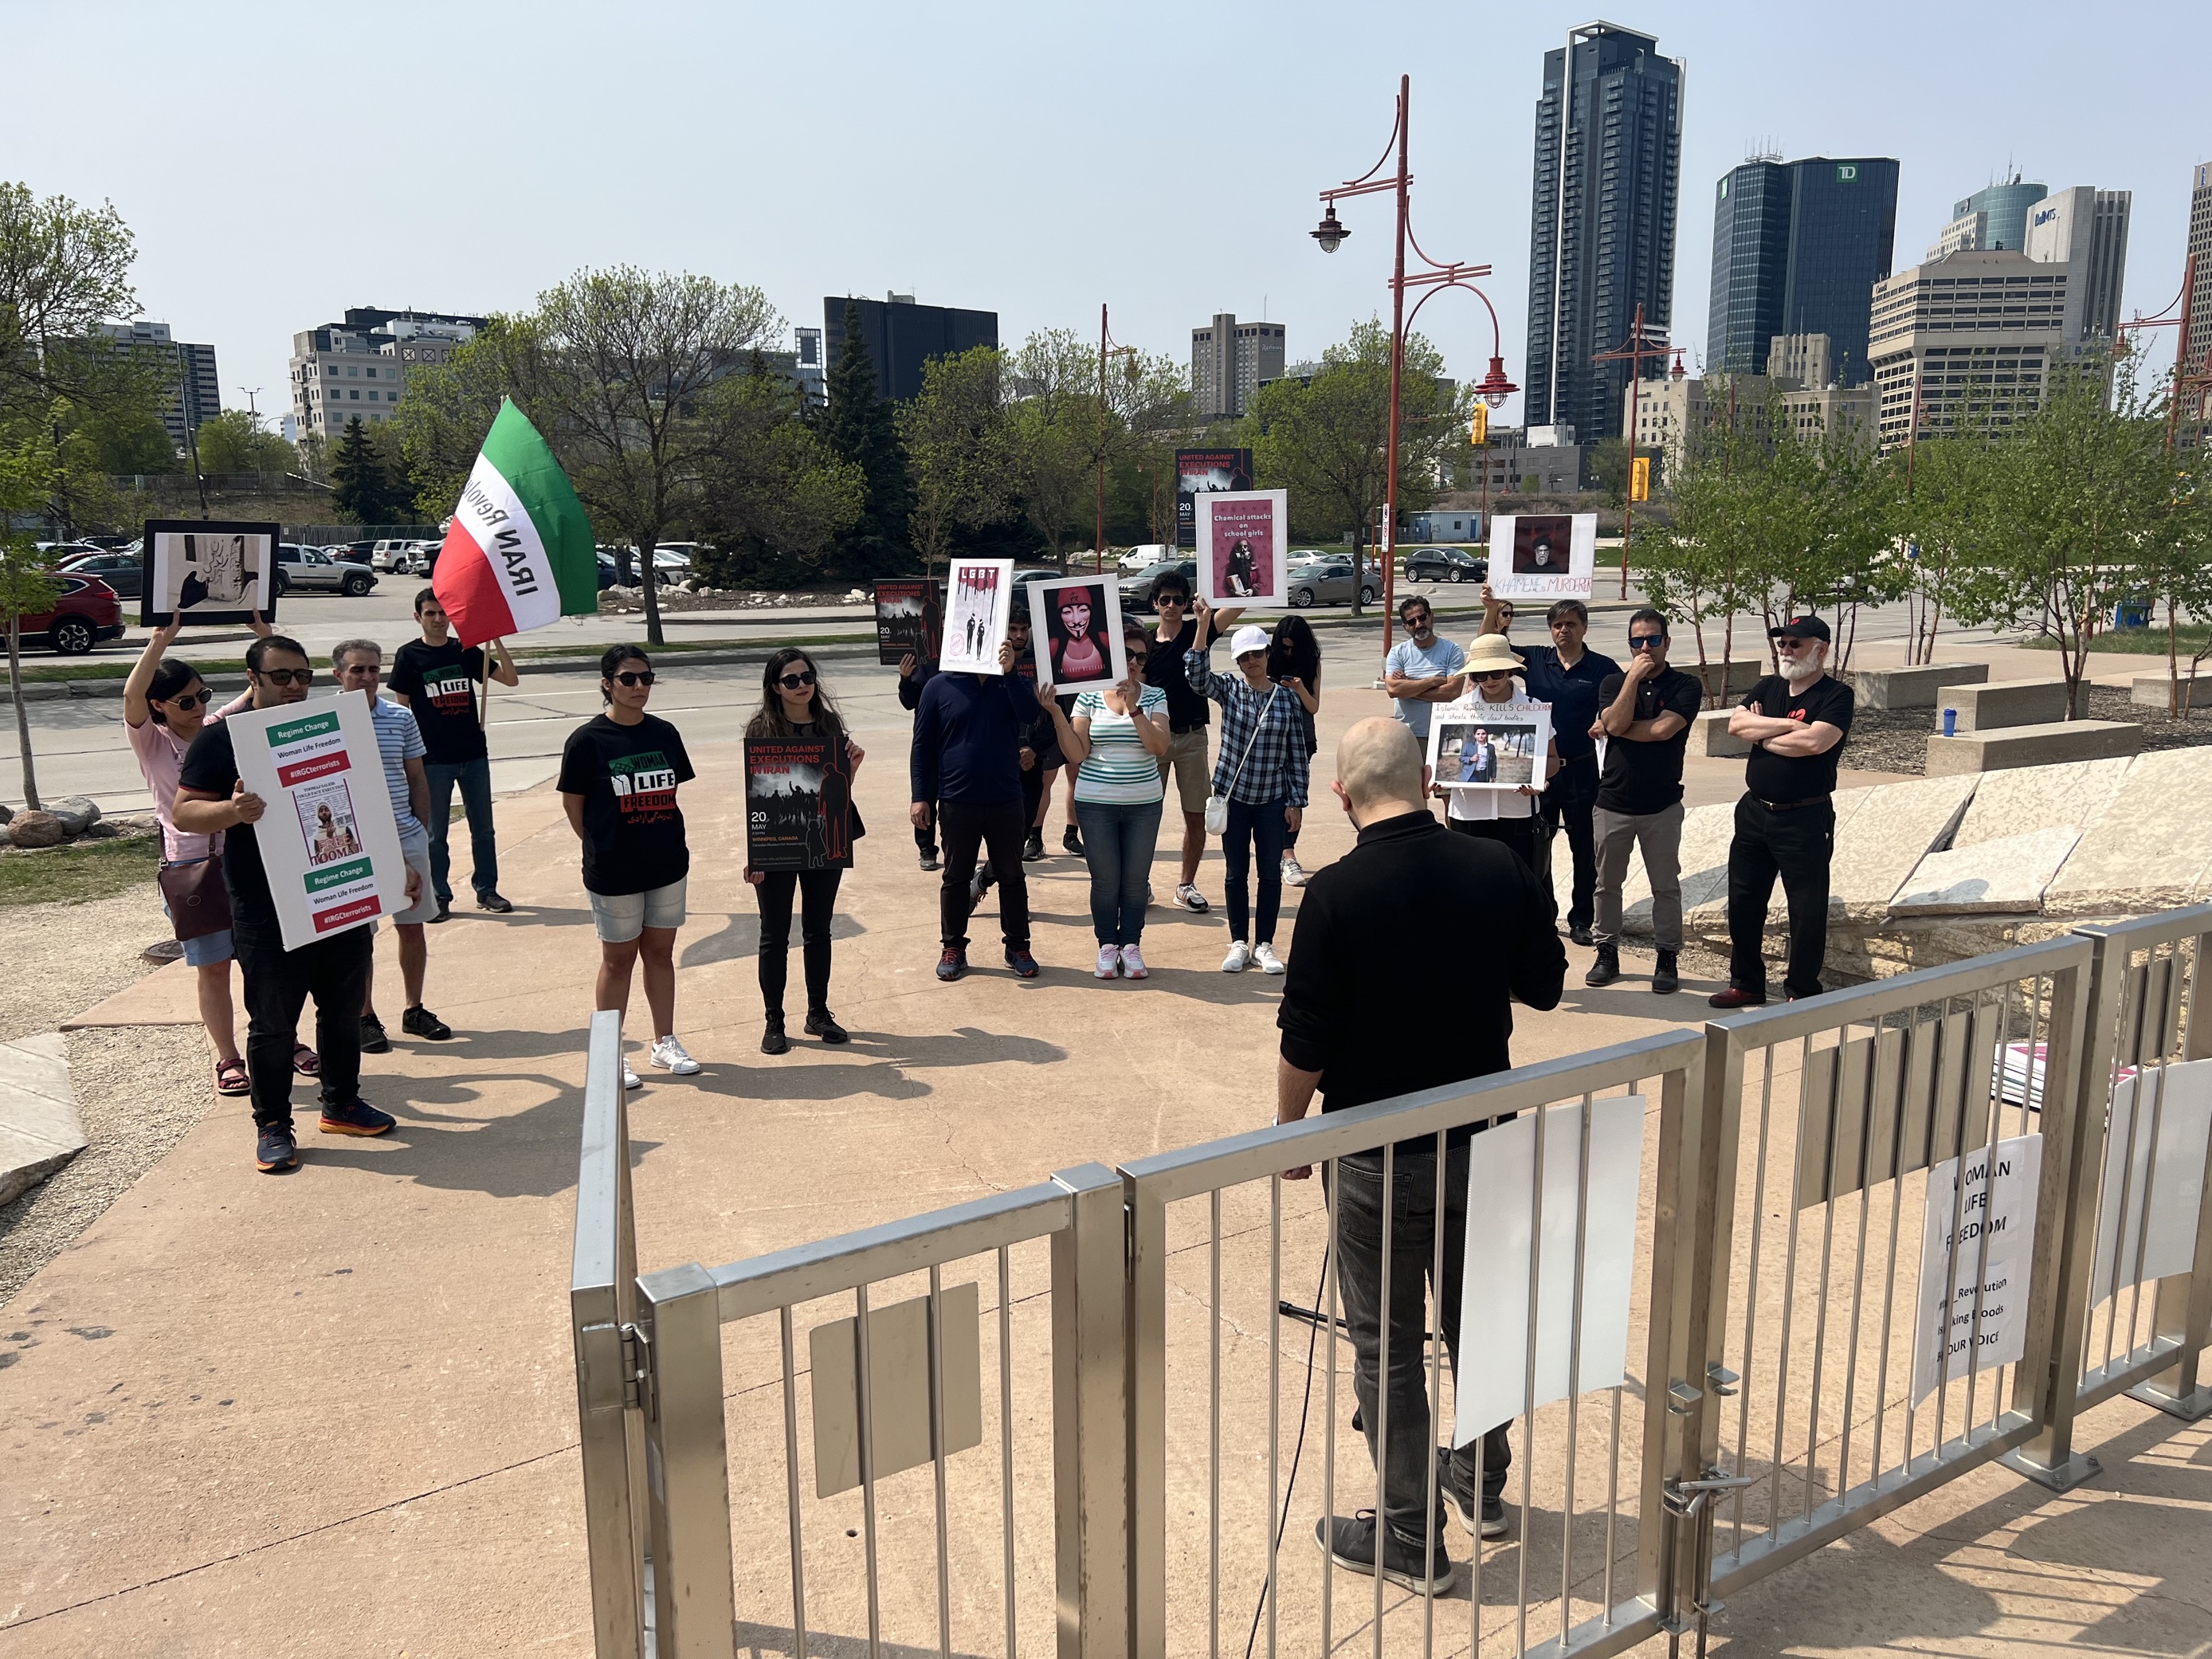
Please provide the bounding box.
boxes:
[1768,615,1831,643]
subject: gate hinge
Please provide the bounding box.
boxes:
[621,1322,653,1417]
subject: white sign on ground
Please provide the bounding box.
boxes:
[1912,1133,2042,1406]
[2092,1060,2212,1304]
[1455,1095,1646,1442]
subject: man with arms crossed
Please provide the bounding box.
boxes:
[1277,718,1567,1590]
[1143,572,1241,912]
[1710,615,1854,1008]
[1382,597,1465,754]
[389,587,519,920]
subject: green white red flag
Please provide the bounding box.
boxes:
[431,398,597,645]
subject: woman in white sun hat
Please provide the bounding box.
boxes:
[1433,631,1559,869]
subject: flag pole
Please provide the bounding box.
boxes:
[479,637,502,729]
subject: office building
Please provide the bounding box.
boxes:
[94,321,218,450]
[1524,22,1684,444]
[822,293,998,404]
[288,308,485,442]
[2022,187,2132,346]
[1953,175,2047,252]
[792,326,825,406]
[1190,313,1287,419]
[1866,249,2072,449]
[1626,335,1876,472]
[1708,155,1898,383]
[2186,163,2212,444]
[1469,425,1589,496]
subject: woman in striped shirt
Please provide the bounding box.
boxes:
[1037,622,1173,980]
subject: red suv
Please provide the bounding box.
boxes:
[22,573,125,654]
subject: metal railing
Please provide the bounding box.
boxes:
[571,912,2212,1658]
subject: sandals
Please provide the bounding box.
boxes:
[214,1058,251,1096]
[292,1042,321,1077]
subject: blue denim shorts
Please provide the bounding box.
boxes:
[589,878,688,943]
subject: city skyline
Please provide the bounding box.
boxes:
[6,0,2205,433]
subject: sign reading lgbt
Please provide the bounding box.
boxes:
[430,398,598,647]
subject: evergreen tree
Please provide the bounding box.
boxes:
[329,415,397,523]
[819,300,915,576]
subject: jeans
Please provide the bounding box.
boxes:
[231,920,373,1128]
[1222,797,1289,946]
[1726,794,1835,999]
[1594,798,1685,951]
[1074,798,1163,946]
[1542,753,1599,931]
[1449,814,1537,868]
[939,799,1030,951]
[1329,1145,1513,1547]
[757,867,842,1016]
[426,757,498,902]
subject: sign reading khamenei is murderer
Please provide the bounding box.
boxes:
[229,695,409,951]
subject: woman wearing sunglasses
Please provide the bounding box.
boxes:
[1435,633,1559,868]
[744,649,865,1051]
[559,645,700,1089]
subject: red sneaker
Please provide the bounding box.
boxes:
[1708,986,1768,1010]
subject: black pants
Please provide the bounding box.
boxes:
[913,818,937,857]
[756,867,843,1017]
[1449,813,1538,868]
[1543,753,1598,931]
[1020,759,1047,833]
[1328,1144,1512,1546]
[231,920,373,1129]
[939,799,1030,951]
[1727,794,1836,1000]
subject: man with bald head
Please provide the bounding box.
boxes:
[1277,717,1565,1590]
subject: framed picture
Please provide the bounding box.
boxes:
[1428,703,1554,793]
[139,520,279,626]
[939,557,1014,675]
[1487,513,1598,600]
[1023,575,1128,693]
[744,736,855,872]
[872,578,942,665]
[1195,488,1288,606]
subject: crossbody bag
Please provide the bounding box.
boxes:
[159,853,233,941]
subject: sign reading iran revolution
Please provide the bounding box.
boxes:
[431,398,599,647]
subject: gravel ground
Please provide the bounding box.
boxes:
[1840,685,2212,778]
[0,883,174,1045]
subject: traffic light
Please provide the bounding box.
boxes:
[1630,454,1651,502]
[1469,406,1488,446]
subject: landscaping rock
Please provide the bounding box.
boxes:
[47,796,101,837]
[1953,755,2132,848]
[5,810,65,849]
[2044,748,2212,918]
[1891,826,2082,915]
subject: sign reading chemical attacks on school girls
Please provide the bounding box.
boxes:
[1911,1133,2041,1405]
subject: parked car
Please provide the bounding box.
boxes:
[1124,558,1199,608]
[596,551,674,589]
[22,574,124,654]
[58,550,143,601]
[369,539,410,572]
[272,543,377,597]
[1403,545,1488,585]
[1285,558,1380,609]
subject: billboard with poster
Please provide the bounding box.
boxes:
[1175,449,1252,548]
[139,520,279,626]
[1194,489,1288,606]
[1487,513,1598,600]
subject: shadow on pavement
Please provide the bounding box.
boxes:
[315,1071,661,1198]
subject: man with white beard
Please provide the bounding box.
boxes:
[1709,615,1854,1008]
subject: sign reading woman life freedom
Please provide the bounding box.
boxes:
[1194,488,1288,606]
[226,692,409,951]
[1487,512,1598,600]
[1023,574,1129,693]
[138,519,280,627]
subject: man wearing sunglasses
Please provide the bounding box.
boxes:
[1586,609,1701,994]
[175,635,420,1171]
[1712,615,1854,1008]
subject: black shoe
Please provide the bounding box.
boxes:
[1022,832,1045,862]
[402,1004,453,1041]
[1568,924,1594,947]
[359,1014,391,1054]
[805,1007,849,1044]
[1005,947,1040,979]
[1061,826,1084,854]
[1584,945,1621,987]
[761,1016,789,1055]
[1441,1478,1511,1540]
[255,1120,298,1172]
[920,850,940,872]
[428,899,453,924]
[477,891,513,913]
[1653,949,1680,995]
[1312,1512,1454,1594]
[317,1096,396,1137]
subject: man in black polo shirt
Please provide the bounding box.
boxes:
[1144,572,1241,912]
[1586,609,1702,994]
[1482,589,1618,943]
[1712,615,1855,1008]
[1277,717,1566,1586]
[389,588,519,920]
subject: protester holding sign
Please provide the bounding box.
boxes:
[896,651,943,869]
[1433,633,1559,869]
[1267,615,1324,888]
[174,636,420,1171]
[390,588,519,920]
[744,649,865,1054]
[1144,572,1241,913]
[558,646,700,1088]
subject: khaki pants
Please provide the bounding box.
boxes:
[1593,798,1685,951]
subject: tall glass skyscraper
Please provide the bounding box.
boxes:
[1524,23,1684,441]
[1705,156,1900,385]
[1955,176,2047,253]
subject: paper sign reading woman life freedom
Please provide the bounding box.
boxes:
[1487,513,1598,600]
[1912,1132,2042,1406]
[1195,488,1288,606]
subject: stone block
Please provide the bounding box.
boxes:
[66,678,126,699]
[0,1031,85,1206]
[1614,800,1738,934]
[1891,826,2081,916]
[1924,720,2142,777]
[1677,658,1765,702]
[2044,748,2212,917]
[1827,773,1980,920]
[1948,677,2088,733]
[1688,708,1750,759]
[1850,661,1990,712]
[2131,673,2212,710]
[1953,755,2133,848]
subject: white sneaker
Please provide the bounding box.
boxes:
[1175,883,1210,913]
[1281,856,1308,888]
[650,1035,701,1075]
[1253,942,1286,975]
[1095,945,1122,980]
[1120,943,1148,979]
[1222,940,1253,973]
[622,1060,641,1091]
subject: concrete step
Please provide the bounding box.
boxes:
[1850,661,1990,711]
[1924,718,2142,776]
[1947,676,2089,733]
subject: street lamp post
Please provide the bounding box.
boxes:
[1313,75,1515,659]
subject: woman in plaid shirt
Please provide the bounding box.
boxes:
[1186,598,1309,974]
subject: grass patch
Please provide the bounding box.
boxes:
[2019,626,2212,656]
[0,834,163,908]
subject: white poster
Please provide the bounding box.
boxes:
[940,558,1015,675]
[1911,1133,2042,1406]
[1428,703,1554,794]
[229,693,410,951]
[1487,513,1598,601]
[2092,1061,2212,1304]
[1024,574,1130,694]
[140,520,279,626]
[1195,489,1289,606]
[1454,1096,1647,1442]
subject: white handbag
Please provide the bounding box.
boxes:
[1206,685,1281,834]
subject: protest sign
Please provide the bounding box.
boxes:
[1912,1132,2042,1405]
[1488,513,1598,601]
[873,578,942,665]
[1024,574,1128,693]
[1195,489,1288,606]
[139,520,278,626]
[941,558,1014,674]
[1430,703,1553,793]
[745,736,855,872]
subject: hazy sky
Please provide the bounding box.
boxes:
[11,0,2206,430]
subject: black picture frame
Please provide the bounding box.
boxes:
[139,519,281,627]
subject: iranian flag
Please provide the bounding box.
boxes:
[432,398,598,645]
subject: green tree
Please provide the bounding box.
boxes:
[818,301,914,575]
[392,314,539,516]
[193,410,298,476]
[1001,328,1114,567]
[80,405,176,473]
[1893,431,2000,665]
[329,415,403,522]
[900,346,1013,575]
[692,357,864,587]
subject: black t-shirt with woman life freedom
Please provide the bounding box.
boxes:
[1739,673,1856,802]
[390,639,488,765]
[557,712,696,896]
